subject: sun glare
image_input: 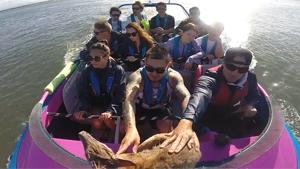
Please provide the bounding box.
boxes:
[184,0,269,47]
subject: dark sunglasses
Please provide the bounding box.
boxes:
[225,63,249,73]
[157,7,166,10]
[94,30,107,35]
[126,32,138,37]
[132,7,140,10]
[89,56,101,62]
[112,14,120,17]
[145,65,166,74]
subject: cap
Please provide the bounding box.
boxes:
[224,47,253,66]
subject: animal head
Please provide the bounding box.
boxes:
[79,131,201,169]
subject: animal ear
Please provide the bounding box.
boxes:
[115,154,138,167]
[79,131,116,168]
[137,133,169,152]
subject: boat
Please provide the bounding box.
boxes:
[7,2,300,168]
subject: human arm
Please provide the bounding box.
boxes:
[214,38,224,59]
[161,74,217,153]
[117,70,142,154]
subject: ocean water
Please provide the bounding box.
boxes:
[0,0,299,166]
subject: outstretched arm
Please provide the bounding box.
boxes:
[117,70,142,154]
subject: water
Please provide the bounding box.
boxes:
[0,0,299,166]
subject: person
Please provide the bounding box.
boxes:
[161,47,263,153]
[165,23,202,70]
[175,7,208,37]
[73,42,126,140]
[123,22,154,72]
[149,2,175,42]
[117,45,191,154]
[80,20,126,64]
[126,1,149,31]
[108,7,123,33]
[185,22,224,70]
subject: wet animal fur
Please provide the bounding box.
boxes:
[79,131,201,169]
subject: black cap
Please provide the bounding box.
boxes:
[224,47,253,66]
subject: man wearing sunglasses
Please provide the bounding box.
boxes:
[108,7,123,33]
[161,47,263,153]
[74,42,126,141]
[80,20,126,64]
[117,45,190,154]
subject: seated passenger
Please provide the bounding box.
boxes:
[73,42,126,140]
[80,20,126,64]
[117,45,190,154]
[161,47,264,153]
[150,2,175,43]
[108,7,124,33]
[125,1,149,31]
[165,23,202,70]
[175,7,208,38]
[185,22,224,70]
[123,22,154,72]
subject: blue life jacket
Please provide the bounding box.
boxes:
[130,14,145,22]
[129,45,147,59]
[141,67,168,107]
[201,35,217,55]
[89,67,115,97]
[154,14,168,29]
[108,18,122,32]
[172,36,193,60]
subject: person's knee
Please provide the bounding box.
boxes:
[91,119,105,129]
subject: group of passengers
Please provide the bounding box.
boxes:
[69,1,264,154]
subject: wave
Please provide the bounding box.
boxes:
[0,0,49,11]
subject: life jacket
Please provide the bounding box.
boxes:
[200,35,217,56]
[130,14,149,31]
[154,14,168,29]
[140,67,169,107]
[108,18,122,32]
[129,45,147,59]
[171,36,193,62]
[89,61,115,97]
[193,65,249,107]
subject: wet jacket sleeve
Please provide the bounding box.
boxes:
[183,75,217,122]
[106,65,126,116]
[77,68,92,113]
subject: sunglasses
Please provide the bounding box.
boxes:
[157,7,166,10]
[126,32,138,37]
[145,65,166,74]
[132,7,141,10]
[89,56,101,62]
[112,14,120,17]
[94,30,107,35]
[225,63,249,73]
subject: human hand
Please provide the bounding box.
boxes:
[160,119,199,153]
[73,111,88,120]
[117,127,140,154]
[127,56,138,62]
[155,27,164,34]
[99,112,112,120]
[233,105,257,119]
